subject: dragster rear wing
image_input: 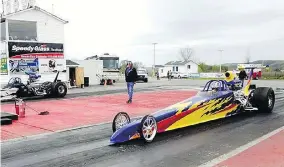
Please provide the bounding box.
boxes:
[237,64,267,69]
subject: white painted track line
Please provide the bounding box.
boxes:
[198,126,284,167]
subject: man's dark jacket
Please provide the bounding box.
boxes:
[239,70,247,80]
[125,67,138,82]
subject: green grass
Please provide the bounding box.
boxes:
[261,77,284,80]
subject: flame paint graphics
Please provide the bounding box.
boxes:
[200,95,234,117]
[129,133,140,140]
[157,95,239,132]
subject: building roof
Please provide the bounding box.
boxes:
[66,60,79,66]
[165,60,198,66]
[2,6,68,24]
[85,55,99,60]
[154,65,165,68]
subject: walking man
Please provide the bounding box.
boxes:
[238,68,247,87]
[125,61,138,103]
[167,71,170,80]
[156,71,160,80]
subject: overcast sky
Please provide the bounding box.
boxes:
[4,0,284,66]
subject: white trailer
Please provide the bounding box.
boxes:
[87,53,120,83]
[71,60,103,85]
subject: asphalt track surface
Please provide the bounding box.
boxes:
[1,80,284,167]
[1,79,284,103]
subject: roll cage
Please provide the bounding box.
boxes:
[202,80,230,92]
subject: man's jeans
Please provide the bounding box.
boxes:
[127,82,134,100]
[240,79,245,87]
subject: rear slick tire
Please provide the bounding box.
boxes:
[54,82,67,98]
[251,87,275,113]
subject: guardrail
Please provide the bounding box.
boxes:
[188,73,224,79]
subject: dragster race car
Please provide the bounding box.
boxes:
[110,65,275,144]
[1,70,68,100]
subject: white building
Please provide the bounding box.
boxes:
[1,5,68,85]
[159,60,199,77]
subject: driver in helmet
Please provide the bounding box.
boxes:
[224,71,242,90]
[211,81,220,93]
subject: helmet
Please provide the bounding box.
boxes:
[225,71,230,78]
[211,81,220,92]
[224,71,235,82]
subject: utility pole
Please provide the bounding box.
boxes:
[152,43,157,76]
[52,4,54,13]
[218,49,223,73]
[1,0,5,16]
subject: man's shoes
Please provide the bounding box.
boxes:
[126,99,132,104]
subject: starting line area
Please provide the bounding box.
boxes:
[0,90,197,141]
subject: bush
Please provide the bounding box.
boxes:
[262,72,284,79]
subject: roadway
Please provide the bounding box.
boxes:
[1,79,284,167]
[2,78,283,102]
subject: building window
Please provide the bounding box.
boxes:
[176,66,178,71]
[1,22,5,41]
[172,66,175,71]
[187,65,191,69]
[8,20,37,41]
[161,69,163,73]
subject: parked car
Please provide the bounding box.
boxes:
[136,69,148,82]
[171,72,188,79]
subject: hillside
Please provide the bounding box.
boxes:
[223,60,284,71]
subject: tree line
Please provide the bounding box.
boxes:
[118,46,231,74]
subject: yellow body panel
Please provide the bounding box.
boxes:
[175,101,193,115]
[166,96,238,131]
[243,79,251,96]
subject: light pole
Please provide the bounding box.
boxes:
[218,49,223,73]
[1,0,4,16]
[152,43,157,76]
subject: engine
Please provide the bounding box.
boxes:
[28,81,53,96]
[233,90,248,107]
[234,89,257,110]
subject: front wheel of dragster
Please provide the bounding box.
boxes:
[112,112,131,132]
[251,87,275,113]
[140,115,157,143]
[53,82,68,98]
